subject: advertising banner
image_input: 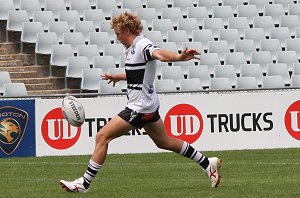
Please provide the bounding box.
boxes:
[35,91,300,156]
[0,99,35,157]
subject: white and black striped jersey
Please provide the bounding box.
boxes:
[124,35,160,113]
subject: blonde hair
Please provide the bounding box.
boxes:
[111,12,143,35]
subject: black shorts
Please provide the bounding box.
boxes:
[118,107,161,129]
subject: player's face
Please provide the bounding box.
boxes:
[114,27,129,47]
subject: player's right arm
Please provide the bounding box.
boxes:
[101,73,126,87]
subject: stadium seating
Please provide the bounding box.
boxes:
[136,8,157,30]
[270,27,291,48]
[187,7,209,28]
[96,0,118,19]
[20,22,43,53]
[99,80,123,94]
[291,74,300,87]
[279,15,300,37]
[20,0,41,19]
[146,0,168,17]
[267,63,291,85]
[276,51,298,72]
[210,77,233,90]
[77,44,100,65]
[237,5,259,25]
[180,78,203,91]
[199,53,222,75]
[69,0,91,18]
[203,18,225,38]
[187,65,211,88]
[234,39,256,61]
[192,29,214,51]
[228,17,250,38]
[264,4,285,25]
[240,63,263,86]
[161,66,184,88]
[274,0,295,13]
[219,28,240,50]
[7,10,29,33]
[214,65,237,87]
[58,10,80,30]
[80,68,103,92]
[3,83,28,97]
[250,51,273,74]
[33,11,55,31]
[48,21,70,43]
[45,0,66,19]
[167,30,189,51]
[197,0,219,16]
[224,52,247,74]
[173,0,194,16]
[65,56,90,88]
[208,40,230,61]
[103,44,125,65]
[50,44,74,67]
[93,56,116,73]
[63,32,85,54]
[253,16,275,37]
[177,18,199,39]
[122,0,143,13]
[143,31,163,43]
[236,76,259,89]
[288,3,300,16]
[212,6,234,27]
[244,28,266,49]
[248,0,270,14]
[260,39,282,60]
[154,79,177,92]
[83,9,105,29]
[152,19,173,40]
[35,32,59,54]
[0,72,12,95]
[2,0,300,95]
[262,75,285,88]
[74,21,96,42]
[0,0,15,21]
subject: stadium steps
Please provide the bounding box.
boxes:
[27,88,80,95]
[12,77,66,90]
[0,41,81,95]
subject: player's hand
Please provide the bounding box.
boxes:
[101,73,120,87]
[179,48,201,61]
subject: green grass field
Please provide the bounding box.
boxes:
[1,148,300,198]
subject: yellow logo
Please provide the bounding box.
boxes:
[0,118,20,144]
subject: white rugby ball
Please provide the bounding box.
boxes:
[61,95,85,127]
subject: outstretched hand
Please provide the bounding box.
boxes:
[179,48,201,61]
[101,73,120,87]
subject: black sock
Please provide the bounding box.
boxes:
[180,141,209,169]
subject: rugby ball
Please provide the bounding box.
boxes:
[61,95,85,127]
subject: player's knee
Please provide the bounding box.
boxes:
[155,140,171,150]
[95,131,110,145]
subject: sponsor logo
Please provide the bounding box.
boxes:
[164,104,203,144]
[0,106,28,155]
[41,108,81,149]
[207,112,273,132]
[285,100,300,141]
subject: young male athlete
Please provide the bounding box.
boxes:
[60,12,221,193]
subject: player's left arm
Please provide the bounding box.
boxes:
[152,48,201,62]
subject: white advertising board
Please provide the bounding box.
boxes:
[35,90,300,156]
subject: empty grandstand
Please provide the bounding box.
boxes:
[0,0,300,95]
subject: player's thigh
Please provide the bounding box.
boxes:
[98,115,134,141]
